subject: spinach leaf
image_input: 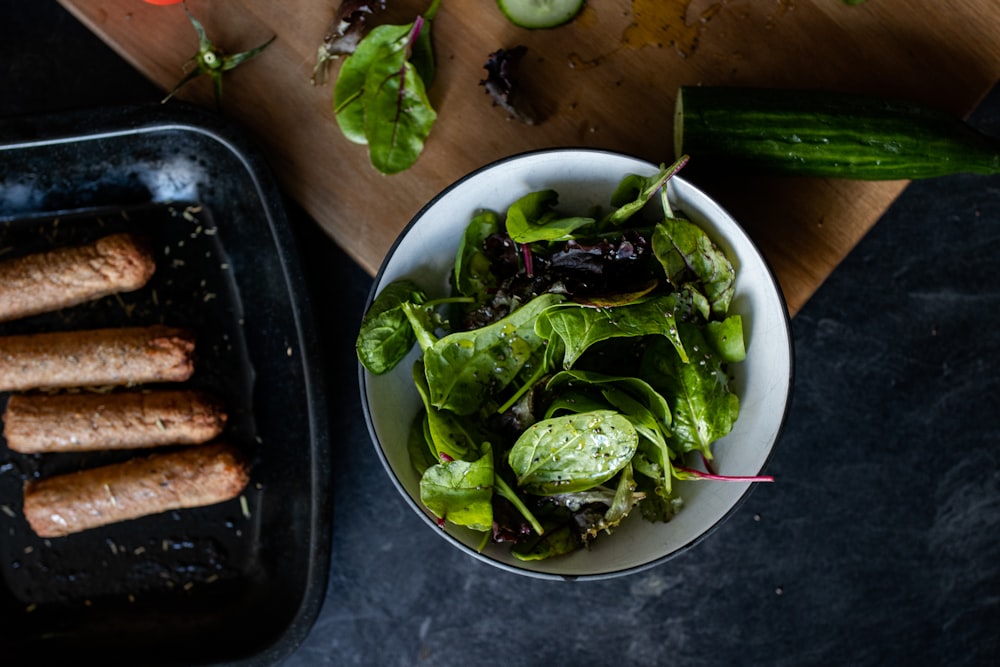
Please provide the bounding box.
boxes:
[408,410,438,475]
[543,389,610,420]
[546,369,671,430]
[423,293,563,415]
[601,463,643,534]
[454,209,500,301]
[505,189,594,244]
[419,443,494,532]
[356,279,427,374]
[652,216,735,317]
[400,299,442,353]
[604,156,688,227]
[412,360,482,461]
[536,294,689,368]
[705,314,746,362]
[547,370,675,496]
[508,410,638,495]
[639,330,739,458]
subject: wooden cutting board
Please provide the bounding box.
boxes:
[58,0,1000,315]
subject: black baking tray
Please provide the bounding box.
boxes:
[0,103,331,665]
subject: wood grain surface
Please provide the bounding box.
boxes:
[57,0,1000,315]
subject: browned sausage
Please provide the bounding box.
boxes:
[22,442,249,538]
[0,325,196,392]
[0,233,156,323]
[3,389,227,454]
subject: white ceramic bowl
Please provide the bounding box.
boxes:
[359,148,793,580]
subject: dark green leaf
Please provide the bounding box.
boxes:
[363,51,437,174]
[636,472,684,523]
[505,189,594,244]
[639,330,739,458]
[536,294,689,368]
[652,217,735,317]
[546,369,671,430]
[408,410,438,475]
[423,293,563,415]
[333,23,411,144]
[603,156,689,227]
[511,523,581,561]
[454,209,500,301]
[356,279,427,374]
[546,369,675,496]
[412,360,482,461]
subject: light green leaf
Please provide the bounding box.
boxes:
[509,410,638,495]
[420,444,494,532]
[423,293,563,415]
[652,217,735,317]
[639,330,739,458]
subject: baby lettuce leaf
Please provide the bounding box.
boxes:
[603,156,689,228]
[412,360,482,462]
[639,329,739,458]
[546,369,672,430]
[408,411,438,475]
[332,5,438,174]
[356,278,427,374]
[652,216,735,317]
[454,208,500,301]
[333,23,410,144]
[505,190,595,244]
[547,370,675,496]
[509,410,639,495]
[705,314,746,363]
[423,292,564,415]
[595,463,644,539]
[363,26,437,174]
[536,294,689,369]
[419,443,494,532]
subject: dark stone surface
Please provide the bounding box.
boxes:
[2,3,998,665]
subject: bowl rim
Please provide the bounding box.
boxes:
[358,146,794,581]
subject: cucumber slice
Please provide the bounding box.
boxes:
[497,0,585,29]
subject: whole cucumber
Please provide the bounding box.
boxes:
[675,86,1000,180]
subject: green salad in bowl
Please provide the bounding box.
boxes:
[358,149,792,580]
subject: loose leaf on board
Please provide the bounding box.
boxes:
[505,189,594,244]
